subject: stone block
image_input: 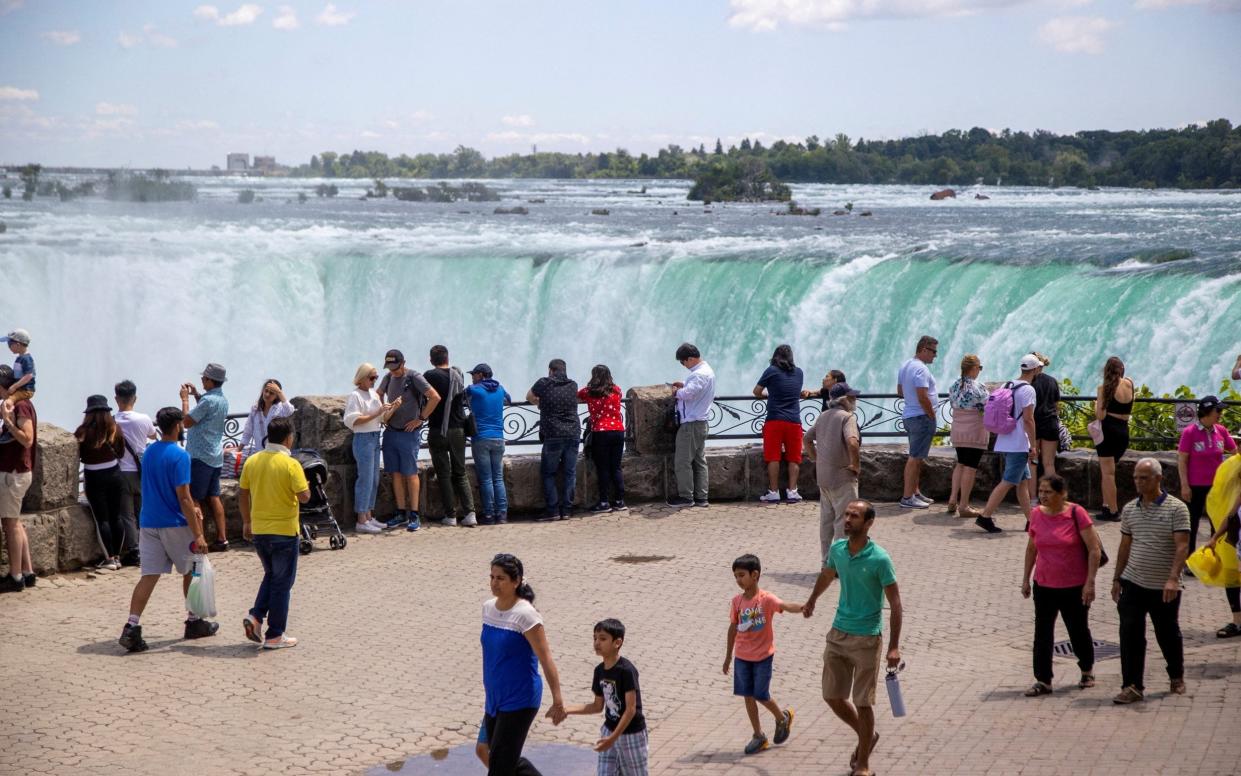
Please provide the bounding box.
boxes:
[708,446,750,501]
[290,395,353,466]
[504,453,547,514]
[24,422,80,511]
[58,503,105,570]
[627,384,678,456]
[0,509,60,574]
[858,445,909,503]
[621,454,667,502]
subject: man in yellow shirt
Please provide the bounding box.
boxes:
[239,417,310,649]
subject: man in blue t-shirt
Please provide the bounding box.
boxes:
[753,344,805,504]
[118,407,218,653]
[896,335,939,510]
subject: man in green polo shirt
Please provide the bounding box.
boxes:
[803,499,903,776]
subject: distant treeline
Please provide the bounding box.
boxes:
[290,120,1241,189]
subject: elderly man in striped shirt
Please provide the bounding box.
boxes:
[1109,457,1191,705]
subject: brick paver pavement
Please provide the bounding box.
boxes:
[2,501,1239,775]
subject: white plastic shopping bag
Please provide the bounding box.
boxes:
[186,554,217,618]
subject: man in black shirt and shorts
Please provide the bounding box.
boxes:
[1029,352,1061,503]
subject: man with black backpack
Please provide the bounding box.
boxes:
[114,380,157,567]
[378,349,440,531]
[424,345,476,527]
[962,355,1040,533]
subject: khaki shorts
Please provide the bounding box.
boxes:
[822,627,883,707]
[139,526,196,576]
[0,470,33,519]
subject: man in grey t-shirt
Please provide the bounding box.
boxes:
[804,383,861,562]
[377,349,440,530]
[1110,458,1190,704]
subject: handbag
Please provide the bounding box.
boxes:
[582,417,594,455]
[663,402,681,433]
[1086,419,1105,445]
[1070,503,1109,566]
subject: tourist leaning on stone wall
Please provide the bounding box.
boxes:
[579,364,627,514]
[528,358,581,521]
[114,379,157,567]
[467,363,511,525]
[668,342,714,509]
[344,362,390,535]
[0,364,36,593]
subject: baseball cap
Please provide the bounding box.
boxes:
[468,363,493,378]
[1198,395,1223,413]
[2,328,31,346]
[384,349,404,368]
[829,382,861,400]
[1019,354,1042,371]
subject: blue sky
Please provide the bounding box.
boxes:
[1,0,1238,167]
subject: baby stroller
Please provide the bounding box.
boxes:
[294,448,346,554]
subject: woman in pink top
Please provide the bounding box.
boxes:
[1176,395,1237,555]
[1020,473,1103,696]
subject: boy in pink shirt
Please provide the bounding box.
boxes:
[723,553,804,755]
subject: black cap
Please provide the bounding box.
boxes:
[829,382,861,400]
[84,394,113,413]
[1198,395,1223,412]
[384,349,404,368]
[468,363,493,378]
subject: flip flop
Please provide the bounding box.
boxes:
[850,731,880,771]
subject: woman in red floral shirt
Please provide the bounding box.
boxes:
[579,365,627,513]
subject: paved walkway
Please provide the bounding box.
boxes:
[3,500,1239,776]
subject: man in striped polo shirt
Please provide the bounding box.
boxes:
[1109,458,1190,704]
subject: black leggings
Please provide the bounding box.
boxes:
[1033,583,1094,684]
[1187,485,1212,553]
[483,707,542,776]
[84,465,124,558]
[591,430,626,503]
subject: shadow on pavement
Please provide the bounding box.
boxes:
[77,638,180,656]
[168,642,262,659]
[366,742,595,775]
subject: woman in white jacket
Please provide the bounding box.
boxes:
[344,363,394,533]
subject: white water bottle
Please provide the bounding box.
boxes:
[885,663,907,718]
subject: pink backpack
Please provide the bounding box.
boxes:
[983,381,1024,435]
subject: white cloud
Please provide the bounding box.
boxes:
[1037,16,1116,53]
[1135,0,1240,9]
[0,86,39,101]
[42,30,82,46]
[96,102,137,116]
[410,110,433,123]
[195,4,264,26]
[501,114,535,127]
[315,3,355,26]
[177,119,220,131]
[273,5,299,29]
[728,0,1028,30]
[0,0,24,15]
[121,24,178,48]
[360,129,381,138]
[485,130,592,146]
[382,119,400,129]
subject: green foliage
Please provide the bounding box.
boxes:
[687,158,791,202]
[19,164,40,200]
[285,120,1241,189]
[238,189,255,204]
[103,172,196,202]
[1057,377,1241,451]
[2,186,11,199]
[314,183,338,197]
[391,182,499,203]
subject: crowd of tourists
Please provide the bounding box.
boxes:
[2,323,1240,776]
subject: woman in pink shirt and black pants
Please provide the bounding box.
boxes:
[1021,473,1104,696]
[1176,395,1237,556]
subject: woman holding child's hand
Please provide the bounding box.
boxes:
[481,553,565,775]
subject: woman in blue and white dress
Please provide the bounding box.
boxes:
[948,354,990,516]
[481,553,566,775]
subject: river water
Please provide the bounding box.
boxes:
[2,176,1239,429]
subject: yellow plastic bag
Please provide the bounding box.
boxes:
[1206,454,1241,526]
[1186,542,1240,588]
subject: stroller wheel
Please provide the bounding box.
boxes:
[329,535,340,550]
[338,535,347,549]
[299,539,313,555]
[309,527,319,540]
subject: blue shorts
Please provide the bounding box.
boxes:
[382,429,422,476]
[733,655,774,701]
[904,414,935,459]
[1002,452,1031,485]
[189,458,222,500]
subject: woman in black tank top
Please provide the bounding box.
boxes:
[1094,357,1134,521]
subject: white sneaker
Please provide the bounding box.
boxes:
[899,496,929,510]
[261,634,298,650]
[366,519,387,531]
[355,521,381,534]
[759,490,782,503]
[785,489,803,503]
[460,512,478,527]
[440,516,458,527]
[913,493,934,506]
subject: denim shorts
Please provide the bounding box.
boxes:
[733,655,774,701]
[904,414,935,459]
[1001,451,1031,485]
[382,429,422,476]
[189,458,221,500]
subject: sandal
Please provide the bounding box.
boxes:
[850,731,879,770]
[946,503,957,515]
[1078,673,1096,689]
[1024,681,1053,697]
[1216,623,1241,639]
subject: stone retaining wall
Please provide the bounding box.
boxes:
[0,390,1185,574]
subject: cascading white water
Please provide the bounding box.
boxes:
[2,177,1239,430]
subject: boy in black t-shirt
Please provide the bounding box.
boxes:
[562,618,649,775]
